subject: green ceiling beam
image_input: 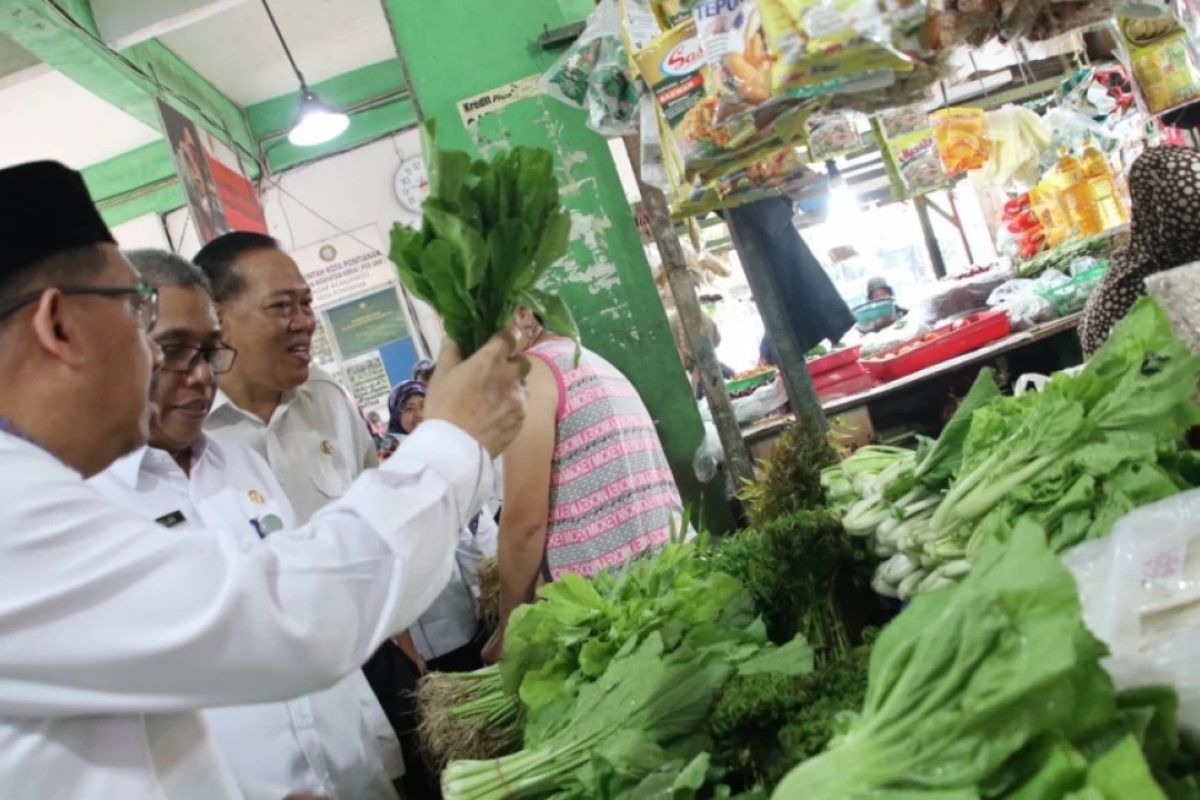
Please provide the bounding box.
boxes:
[247,58,409,140]
[0,0,258,174]
[82,141,175,203]
[97,180,185,229]
[261,96,418,173]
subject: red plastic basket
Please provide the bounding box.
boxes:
[813,362,869,392]
[861,310,1011,383]
[817,371,878,402]
[807,346,862,378]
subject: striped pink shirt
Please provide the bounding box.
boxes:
[528,338,682,579]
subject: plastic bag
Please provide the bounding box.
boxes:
[693,419,724,483]
[540,0,642,136]
[1063,490,1200,733]
[987,278,1056,330]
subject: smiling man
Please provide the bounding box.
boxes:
[193,232,420,790]
[90,250,400,800]
[196,232,377,524]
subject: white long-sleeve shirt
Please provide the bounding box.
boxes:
[0,419,489,800]
[205,367,379,525]
[89,437,400,800]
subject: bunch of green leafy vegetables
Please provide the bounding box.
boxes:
[712,508,876,656]
[710,637,872,791]
[829,299,1200,599]
[442,538,819,799]
[738,422,840,522]
[389,120,579,358]
[770,522,1180,799]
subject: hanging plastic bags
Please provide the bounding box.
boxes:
[540,0,643,136]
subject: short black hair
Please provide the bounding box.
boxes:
[125,249,212,295]
[192,231,279,302]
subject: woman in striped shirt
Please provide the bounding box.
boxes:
[483,307,683,662]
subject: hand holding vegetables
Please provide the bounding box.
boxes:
[424,332,530,458]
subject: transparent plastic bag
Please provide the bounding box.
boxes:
[539,0,642,136]
[693,420,724,483]
[1063,490,1200,733]
[987,278,1056,330]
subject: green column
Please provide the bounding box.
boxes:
[383,0,731,528]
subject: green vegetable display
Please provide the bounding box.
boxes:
[389,121,579,358]
[738,422,840,522]
[827,298,1200,597]
[773,524,1154,799]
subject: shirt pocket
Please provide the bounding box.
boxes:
[289,429,354,500]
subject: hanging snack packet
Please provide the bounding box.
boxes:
[886,129,950,195]
[804,113,862,159]
[621,0,663,76]
[634,20,753,178]
[694,0,776,121]
[759,0,914,100]
[652,0,696,28]
[929,106,990,176]
[1116,16,1200,116]
[877,106,949,196]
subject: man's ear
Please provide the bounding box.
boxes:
[29,289,86,369]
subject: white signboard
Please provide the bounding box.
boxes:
[291,226,394,310]
[343,352,392,407]
[458,75,542,130]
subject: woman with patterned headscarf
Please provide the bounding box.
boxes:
[1081,147,1200,356]
[386,379,426,437]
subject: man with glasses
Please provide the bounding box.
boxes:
[90,250,401,800]
[0,161,527,799]
[194,232,427,791]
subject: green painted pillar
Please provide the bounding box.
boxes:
[383,0,731,528]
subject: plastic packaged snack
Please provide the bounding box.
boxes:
[930,106,990,177]
[758,0,914,100]
[804,113,862,159]
[694,0,775,121]
[652,0,694,28]
[877,107,950,196]
[1116,16,1200,116]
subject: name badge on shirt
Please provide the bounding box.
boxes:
[155,510,187,529]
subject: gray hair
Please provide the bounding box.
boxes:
[124,249,212,295]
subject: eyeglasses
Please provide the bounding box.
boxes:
[0,282,159,331]
[158,343,239,374]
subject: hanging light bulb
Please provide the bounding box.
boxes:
[261,0,350,148]
[288,90,350,146]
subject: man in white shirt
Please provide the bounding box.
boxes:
[0,161,527,799]
[90,249,401,800]
[193,232,435,791]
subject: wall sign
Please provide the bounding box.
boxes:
[457,75,542,130]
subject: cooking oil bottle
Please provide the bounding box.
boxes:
[1081,139,1129,231]
[1030,180,1071,247]
[1054,148,1103,237]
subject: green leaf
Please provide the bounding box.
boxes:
[736,635,814,677]
[528,208,572,285]
[522,288,581,363]
[422,203,488,290]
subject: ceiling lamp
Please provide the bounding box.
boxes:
[260,0,349,147]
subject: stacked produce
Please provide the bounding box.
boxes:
[774,523,1200,798]
[825,298,1200,599]
[431,539,816,798]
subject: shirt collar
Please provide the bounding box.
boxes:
[109,436,210,488]
[0,416,46,451]
[210,386,300,426]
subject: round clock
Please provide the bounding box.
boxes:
[394,156,430,213]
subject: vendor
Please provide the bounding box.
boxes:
[860,277,907,332]
[1081,146,1200,356]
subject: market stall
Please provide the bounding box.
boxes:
[533,0,1200,477]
